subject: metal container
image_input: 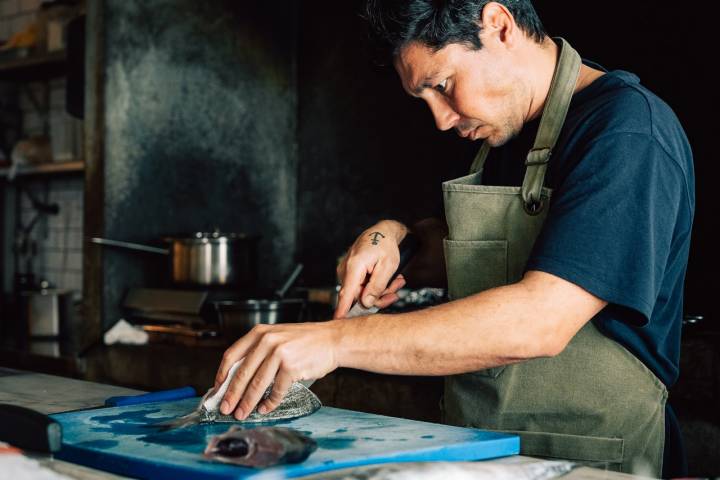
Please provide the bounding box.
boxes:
[91,232,259,287]
[213,299,305,338]
[165,232,257,287]
[21,288,74,338]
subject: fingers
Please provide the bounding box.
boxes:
[257,371,293,415]
[385,274,406,295]
[232,354,282,420]
[334,260,369,319]
[219,337,273,416]
[214,330,262,388]
[335,253,347,283]
[374,276,406,309]
[374,293,399,309]
[360,259,397,308]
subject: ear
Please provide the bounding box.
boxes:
[479,2,518,49]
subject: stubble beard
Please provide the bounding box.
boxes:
[484,117,523,147]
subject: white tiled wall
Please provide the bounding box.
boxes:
[2,0,84,296]
[0,0,39,43]
[19,177,84,295]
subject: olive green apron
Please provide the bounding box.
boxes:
[441,39,666,476]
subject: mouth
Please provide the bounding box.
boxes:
[456,127,476,139]
[457,126,483,141]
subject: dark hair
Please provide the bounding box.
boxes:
[364,0,546,63]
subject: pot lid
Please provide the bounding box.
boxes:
[163,230,260,243]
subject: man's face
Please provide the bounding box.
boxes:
[394,39,530,147]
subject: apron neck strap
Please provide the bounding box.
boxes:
[468,38,582,214]
[469,141,491,174]
[521,38,581,213]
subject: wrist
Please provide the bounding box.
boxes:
[372,220,408,244]
[330,317,362,369]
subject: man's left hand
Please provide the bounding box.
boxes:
[214,321,343,419]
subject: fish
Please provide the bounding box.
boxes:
[155,360,321,429]
[204,426,317,467]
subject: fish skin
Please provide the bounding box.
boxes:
[204,426,318,467]
[154,360,321,430]
[201,381,322,424]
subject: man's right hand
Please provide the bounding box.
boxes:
[333,220,408,319]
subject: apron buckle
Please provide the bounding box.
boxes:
[523,198,546,216]
[525,148,552,166]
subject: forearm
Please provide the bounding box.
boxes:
[334,271,605,376]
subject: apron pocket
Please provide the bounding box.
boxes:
[443,239,508,300]
[510,430,624,466]
[443,239,509,379]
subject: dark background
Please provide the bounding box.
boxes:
[297,0,715,324]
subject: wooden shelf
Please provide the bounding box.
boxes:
[0,50,67,82]
[0,160,84,179]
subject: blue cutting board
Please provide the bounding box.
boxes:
[51,398,519,479]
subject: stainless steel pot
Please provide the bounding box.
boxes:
[213,298,305,338]
[91,232,258,287]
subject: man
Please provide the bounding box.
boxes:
[214,1,694,476]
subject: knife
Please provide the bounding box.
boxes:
[345,232,419,318]
[0,404,61,453]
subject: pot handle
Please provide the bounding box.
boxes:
[90,237,169,255]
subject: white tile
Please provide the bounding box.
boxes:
[50,83,66,109]
[63,271,82,293]
[10,13,31,35]
[43,250,64,270]
[49,112,76,161]
[42,229,63,249]
[0,1,20,18]
[19,0,39,13]
[66,251,82,270]
[66,230,83,250]
[0,19,9,41]
[22,111,45,133]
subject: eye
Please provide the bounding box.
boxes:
[434,79,448,93]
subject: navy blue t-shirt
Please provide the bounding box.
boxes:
[481,66,695,387]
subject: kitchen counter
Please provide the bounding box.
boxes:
[0,368,653,479]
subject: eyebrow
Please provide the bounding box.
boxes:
[411,71,442,95]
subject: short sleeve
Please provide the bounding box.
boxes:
[526,132,686,325]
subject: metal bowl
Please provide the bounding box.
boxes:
[213,298,305,339]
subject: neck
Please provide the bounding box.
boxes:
[524,37,558,122]
[524,37,604,122]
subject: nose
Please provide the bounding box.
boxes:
[427,97,460,131]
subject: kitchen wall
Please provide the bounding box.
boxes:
[97,0,298,327]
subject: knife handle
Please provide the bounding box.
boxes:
[0,404,61,453]
[396,232,420,279]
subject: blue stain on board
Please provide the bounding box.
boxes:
[74,439,119,449]
[421,435,435,439]
[138,425,224,454]
[334,428,347,433]
[90,409,173,436]
[314,437,356,450]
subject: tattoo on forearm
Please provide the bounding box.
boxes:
[369,232,385,245]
